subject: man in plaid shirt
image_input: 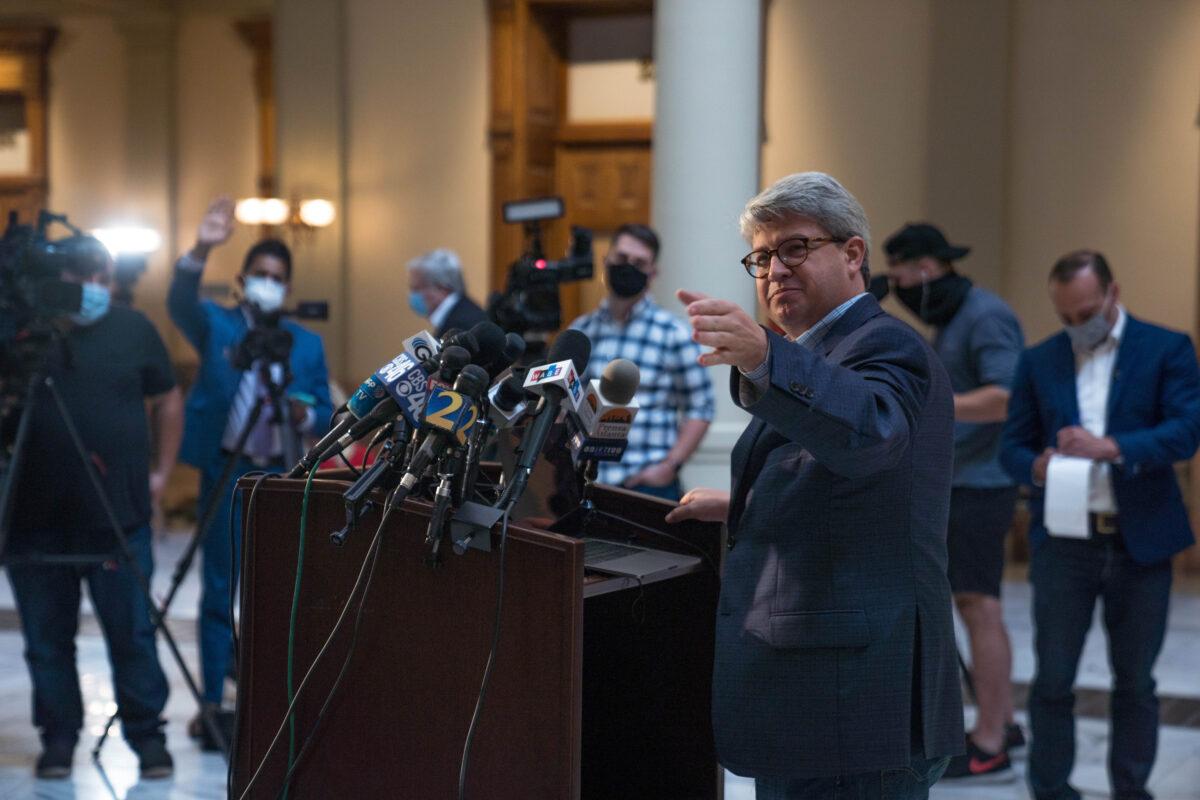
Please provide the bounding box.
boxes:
[569,223,715,500]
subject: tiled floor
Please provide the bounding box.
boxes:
[0,532,1197,799]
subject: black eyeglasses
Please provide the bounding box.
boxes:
[741,236,846,278]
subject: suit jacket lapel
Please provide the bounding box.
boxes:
[819,294,886,357]
[1106,315,1138,424]
[1050,333,1080,427]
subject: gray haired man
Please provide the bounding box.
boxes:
[406,248,487,338]
[667,171,963,799]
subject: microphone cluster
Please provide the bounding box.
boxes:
[287,320,640,557]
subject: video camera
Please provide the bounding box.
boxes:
[232,301,330,372]
[0,211,107,401]
[488,196,594,338]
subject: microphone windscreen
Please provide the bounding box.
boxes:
[468,321,506,367]
[599,358,640,404]
[454,364,490,398]
[453,331,480,358]
[548,329,591,373]
[502,332,526,362]
[438,345,470,374]
[493,374,527,411]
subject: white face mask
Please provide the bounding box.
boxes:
[1064,292,1114,352]
[243,276,286,314]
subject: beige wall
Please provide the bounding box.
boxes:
[761,0,932,269]
[45,12,259,364]
[567,14,655,122]
[1005,0,1200,343]
[342,0,489,384]
[47,16,128,236]
[174,13,260,363]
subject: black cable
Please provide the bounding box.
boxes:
[235,488,400,800]
[457,509,511,800]
[225,470,272,800]
[273,520,385,798]
[336,448,362,478]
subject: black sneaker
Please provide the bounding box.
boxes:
[1005,722,1027,757]
[35,740,74,780]
[131,736,174,780]
[942,736,1015,783]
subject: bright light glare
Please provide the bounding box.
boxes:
[260,198,290,226]
[235,197,265,225]
[92,226,161,256]
[298,198,335,227]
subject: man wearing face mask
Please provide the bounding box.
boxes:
[168,196,332,737]
[406,248,488,338]
[882,223,1026,782]
[6,236,183,779]
[568,223,714,500]
[1000,251,1200,800]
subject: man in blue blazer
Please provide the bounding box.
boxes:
[1001,250,1200,800]
[168,196,332,731]
[668,172,963,799]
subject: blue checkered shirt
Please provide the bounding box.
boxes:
[569,296,715,485]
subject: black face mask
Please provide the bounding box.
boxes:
[606,260,649,299]
[894,272,972,326]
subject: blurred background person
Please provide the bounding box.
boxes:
[406,248,488,338]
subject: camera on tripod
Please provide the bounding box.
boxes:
[232,301,330,371]
[488,196,594,337]
[1,211,107,401]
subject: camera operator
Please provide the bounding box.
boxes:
[5,236,182,779]
[168,196,332,737]
[406,248,488,338]
[568,223,714,500]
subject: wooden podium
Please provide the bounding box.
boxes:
[230,472,723,799]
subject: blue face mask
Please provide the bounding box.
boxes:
[409,291,429,318]
[70,282,111,326]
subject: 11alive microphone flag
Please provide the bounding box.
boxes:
[523,359,585,411]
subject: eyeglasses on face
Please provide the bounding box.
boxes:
[741,236,846,278]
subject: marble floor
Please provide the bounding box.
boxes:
[0,532,1197,799]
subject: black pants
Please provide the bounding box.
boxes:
[1028,535,1171,800]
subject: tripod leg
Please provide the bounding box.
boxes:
[42,376,229,758]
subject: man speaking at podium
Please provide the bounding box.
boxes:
[668,172,962,798]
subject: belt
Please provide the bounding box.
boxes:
[1089,512,1119,536]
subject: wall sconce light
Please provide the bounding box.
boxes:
[235,195,336,239]
[92,225,162,306]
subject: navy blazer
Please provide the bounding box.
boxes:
[1000,315,1200,565]
[434,294,488,339]
[715,295,963,779]
[168,266,333,472]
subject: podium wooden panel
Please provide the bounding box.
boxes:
[231,474,723,799]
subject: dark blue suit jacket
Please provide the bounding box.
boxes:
[716,295,963,779]
[1000,315,1200,565]
[168,265,333,473]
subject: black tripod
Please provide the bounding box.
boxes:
[0,370,229,762]
[94,355,301,755]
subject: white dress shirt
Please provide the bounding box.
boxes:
[1075,305,1126,513]
[428,291,460,332]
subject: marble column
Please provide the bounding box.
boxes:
[116,12,177,338]
[651,0,762,492]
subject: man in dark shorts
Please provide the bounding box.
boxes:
[884,223,1025,781]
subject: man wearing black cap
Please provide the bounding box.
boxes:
[883,223,1025,782]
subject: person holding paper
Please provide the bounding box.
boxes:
[1000,250,1200,800]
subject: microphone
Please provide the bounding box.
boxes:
[567,358,641,465]
[486,372,531,429]
[487,332,526,379]
[402,329,440,365]
[428,344,471,390]
[497,329,591,510]
[465,321,507,370]
[287,365,405,477]
[397,364,491,495]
